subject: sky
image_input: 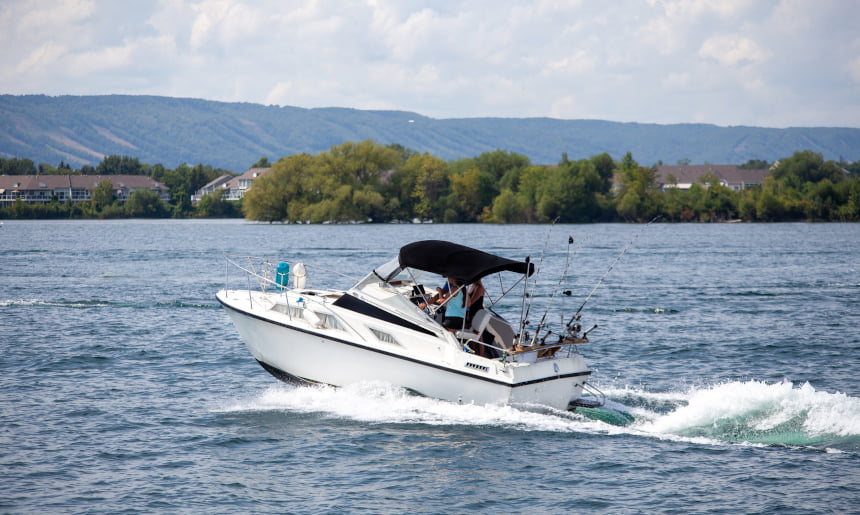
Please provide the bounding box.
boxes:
[2,0,859,128]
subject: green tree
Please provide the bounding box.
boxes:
[448,167,484,222]
[125,188,167,217]
[293,140,402,222]
[737,188,758,221]
[321,140,401,187]
[158,163,226,216]
[772,150,845,189]
[406,153,450,221]
[251,156,271,168]
[536,159,604,222]
[244,153,315,222]
[92,179,116,210]
[689,173,738,221]
[802,179,846,221]
[515,165,552,222]
[0,157,37,175]
[450,150,530,206]
[352,186,386,221]
[615,153,661,222]
[662,186,690,221]
[842,159,860,176]
[11,198,25,218]
[739,159,770,170]
[835,178,860,220]
[96,155,144,175]
[590,152,616,193]
[489,188,528,223]
[620,151,637,170]
[195,189,237,217]
[755,176,786,221]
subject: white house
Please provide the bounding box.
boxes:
[191,167,271,203]
[0,175,170,208]
[655,165,770,192]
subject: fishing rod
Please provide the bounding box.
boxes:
[530,234,575,346]
[518,218,558,344]
[565,216,660,332]
[490,272,526,306]
[516,256,531,345]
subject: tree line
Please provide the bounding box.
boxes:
[2,145,859,222]
[243,141,860,223]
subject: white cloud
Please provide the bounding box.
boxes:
[543,50,596,78]
[848,56,860,85]
[649,0,756,19]
[698,34,769,66]
[0,0,858,127]
[17,0,96,35]
[662,72,691,89]
[16,41,68,75]
[189,0,262,51]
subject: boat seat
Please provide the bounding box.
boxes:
[485,315,517,351]
[455,309,491,341]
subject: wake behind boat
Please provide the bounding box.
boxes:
[216,240,602,410]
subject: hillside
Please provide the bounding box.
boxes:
[2,94,858,172]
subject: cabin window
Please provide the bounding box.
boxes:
[314,312,343,330]
[370,328,399,345]
[270,303,304,319]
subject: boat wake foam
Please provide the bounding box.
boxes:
[218,382,613,434]
[219,379,860,453]
[0,298,112,308]
[598,380,860,452]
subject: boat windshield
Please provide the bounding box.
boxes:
[352,258,430,318]
[374,257,403,282]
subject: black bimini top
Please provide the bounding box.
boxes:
[398,240,534,284]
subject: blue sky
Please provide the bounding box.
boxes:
[2,0,858,128]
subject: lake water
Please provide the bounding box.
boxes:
[2,220,859,514]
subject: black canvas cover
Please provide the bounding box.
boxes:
[398,240,534,284]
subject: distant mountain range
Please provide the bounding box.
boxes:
[2,94,859,172]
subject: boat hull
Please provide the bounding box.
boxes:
[218,290,590,410]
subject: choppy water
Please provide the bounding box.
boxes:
[1,220,858,514]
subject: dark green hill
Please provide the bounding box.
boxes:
[2,94,858,171]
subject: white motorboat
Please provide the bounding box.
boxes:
[216,240,602,410]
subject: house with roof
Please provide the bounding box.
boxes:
[190,174,233,204]
[191,167,271,204]
[655,165,770,192]
[0,175,170,208]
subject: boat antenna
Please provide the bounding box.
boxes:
[566,216,659,331]
[531,234,575,345]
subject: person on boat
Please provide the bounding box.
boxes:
[417,277,464,328]
[465,279,498,357]
[418,279,451,310]
[465,280,485,327]
[440,277,467,332]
